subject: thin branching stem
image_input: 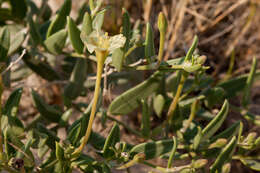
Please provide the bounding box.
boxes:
[157,31,165,66]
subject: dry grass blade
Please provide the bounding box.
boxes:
[201,0,249,32]
[165,0,188,60]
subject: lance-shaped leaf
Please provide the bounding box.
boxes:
[44,29,67,54]
[46,0,71,37]
[68,123,82,146]
[210,121,240,143]
[1,88,24,137]
[202,100,229,141]
[16,138,34,167]
[210,136,238,173]
[23,52,60,81]
[144,22,155,61]
[3,87,23,117]
[153,94,165,118]
[92,9,106,31]
[37,123,59,150]
[130,139,174,160]
[240,159,260,171]
[141,99,150,138]
[81,12,93,37]
[8,26,25,55]
[0,27,10,62]
[55,142,65,161]
[122,8,131,51]
[193,126,202,150]
[28,15,42,46]
[103,123,120,158]
[32,90,62,122]
[242,57,257,108]
[185,36,198,62]
[112,48,125,72]
[59,108,73,127]
[108,72,163,115]
[67,17,84,54]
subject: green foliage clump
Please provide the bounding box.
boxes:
[0,0,259,172]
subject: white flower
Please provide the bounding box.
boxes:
[81,30,126,55]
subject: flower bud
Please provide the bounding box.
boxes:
[158,12,168,34]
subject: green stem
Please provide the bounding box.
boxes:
[182,100,198,133]
[125,44,137,58]
[167,72,187,121]
[73,51,106,155]
[157,32,165,67]
[167,136,178,168]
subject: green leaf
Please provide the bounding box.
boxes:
[81,12,93,36]
[23,52,60,81]
[0,27,10,62]
[64,58,88,100]
[210,121,240,143]
[92,9,106,31]
[202,100,229,141]
[32,90,62,122]
[29,129,48,149]
[144,22,155,61]
[59,108,73,127]
[108,72,163,115]
[130,139,174,160]
[210,136,238,173]
[67,122,81,145]
[4,128,24,157]
[89,132,106,150]
[184,35,198,62]
[46,0,71,38]
[1,88,24,138]
[16,139,34,167]
[44,29,67,54]
[67,17,84,54]
[153,94,165,118]
[10,0,27,20]
[242,57,257,107]
[9,33,24,56]
[71,154,95,171]
[112,48,124,72]
[217,70,260,98]
[55,142,65,161]
[103,123,120,158]
[141,99,150,138]
[122,8,131,51]
[3,87,23,117]
[193,126,202,150]
[7,25,25,55]
[37,123,60,150]
[240,158,260,171]
[28,15,42,46]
